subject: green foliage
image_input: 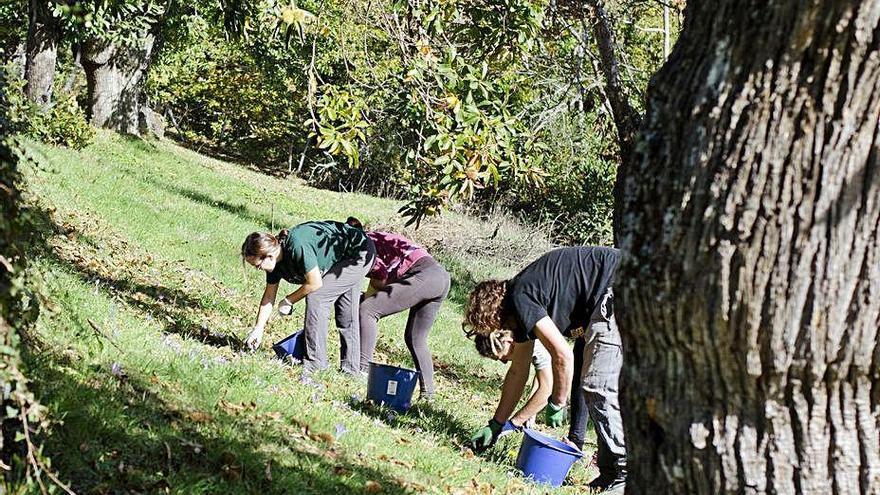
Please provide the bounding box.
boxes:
[307,86,369,168]
[0,62,55,492]
[147,0,682,243]
[8,67,95,149]
[147,19,306,166]
[3,67,95,149]
[0,0,26,56]
[28,95,96,149]
[53,0,168,45]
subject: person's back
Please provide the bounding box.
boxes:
[507,246,620,342]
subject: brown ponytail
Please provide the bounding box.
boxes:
[241,231,282,259]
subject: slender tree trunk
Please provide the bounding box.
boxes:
[24,0,60,108]
[663,5,670,59]
[583,0,640,244]
[81,35,155,135]
[617,1,880,493]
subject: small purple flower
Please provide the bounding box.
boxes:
[110,362,124,377]
[334,423,347,439]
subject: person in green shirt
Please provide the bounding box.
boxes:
[241,221,376,375]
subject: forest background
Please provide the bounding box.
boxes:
[1,0,683,245]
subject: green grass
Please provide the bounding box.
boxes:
[20,132,596,494]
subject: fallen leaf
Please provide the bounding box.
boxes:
[186,411,213,423]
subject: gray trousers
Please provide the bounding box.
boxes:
[303,241,376,375]
[582,289,626,474]
[359,257,450,396]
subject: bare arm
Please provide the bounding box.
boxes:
[283,267,323,304]
[511,366,553,426]
[246,283,278,349]
[253,283,279,331]
[533,316,573,406]
[492,341,534,424]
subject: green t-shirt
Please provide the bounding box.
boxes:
[266,221,370,285]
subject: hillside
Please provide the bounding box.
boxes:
[18,132,595,494]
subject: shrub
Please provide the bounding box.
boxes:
[3,66,95,149]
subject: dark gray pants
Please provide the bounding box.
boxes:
[359,257,450,396]
[582,289,626,475]
[303,242,376,375]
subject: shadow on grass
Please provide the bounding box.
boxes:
[163,134,295,179]
[26,206,242,349]
[141,175,279,232]
[23,348,412,494]
[378,344,501,399]
[348,396,473,450]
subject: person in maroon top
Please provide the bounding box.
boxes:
[347,217,450,400]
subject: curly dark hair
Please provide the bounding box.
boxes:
[462,279,510,336]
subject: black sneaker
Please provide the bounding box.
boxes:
[588,469,626,494]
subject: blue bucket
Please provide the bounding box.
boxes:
[272,330,306,360]
[515,428,584,487]
[366,362,420,412]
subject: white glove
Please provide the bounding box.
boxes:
[278,297,294,316]
[245,327,264,350]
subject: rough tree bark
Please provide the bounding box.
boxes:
[81,35,155,135]
[24,0,60,108]
[617,1,880,493]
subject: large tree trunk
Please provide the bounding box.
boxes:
[617,1,880,493]
[24,0,60,108]
[81,35,155,135]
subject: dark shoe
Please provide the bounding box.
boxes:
[588,468,626,494]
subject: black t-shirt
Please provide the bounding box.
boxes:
[507,247,620,343]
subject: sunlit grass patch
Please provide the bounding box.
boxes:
[21,132,596,493]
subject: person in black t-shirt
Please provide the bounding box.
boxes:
[462,247,626,493]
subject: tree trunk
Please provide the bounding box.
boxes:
[24,0,60,108]
[583,0,640,244]
[617,1,880,493]
[81,35,155,135]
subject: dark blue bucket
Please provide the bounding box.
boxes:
[272,330,306,360]
[515,428,584,487]
[366,362,420,412]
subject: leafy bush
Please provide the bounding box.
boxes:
[146,0,677,244]
[3,66,95,149]
[0,62,53,491]
[147,18,308,169]
[29,94,96,149]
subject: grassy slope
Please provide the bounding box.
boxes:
[20,132,596,494]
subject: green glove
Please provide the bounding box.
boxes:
[469,419,504,451]
[545,401,566,427]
